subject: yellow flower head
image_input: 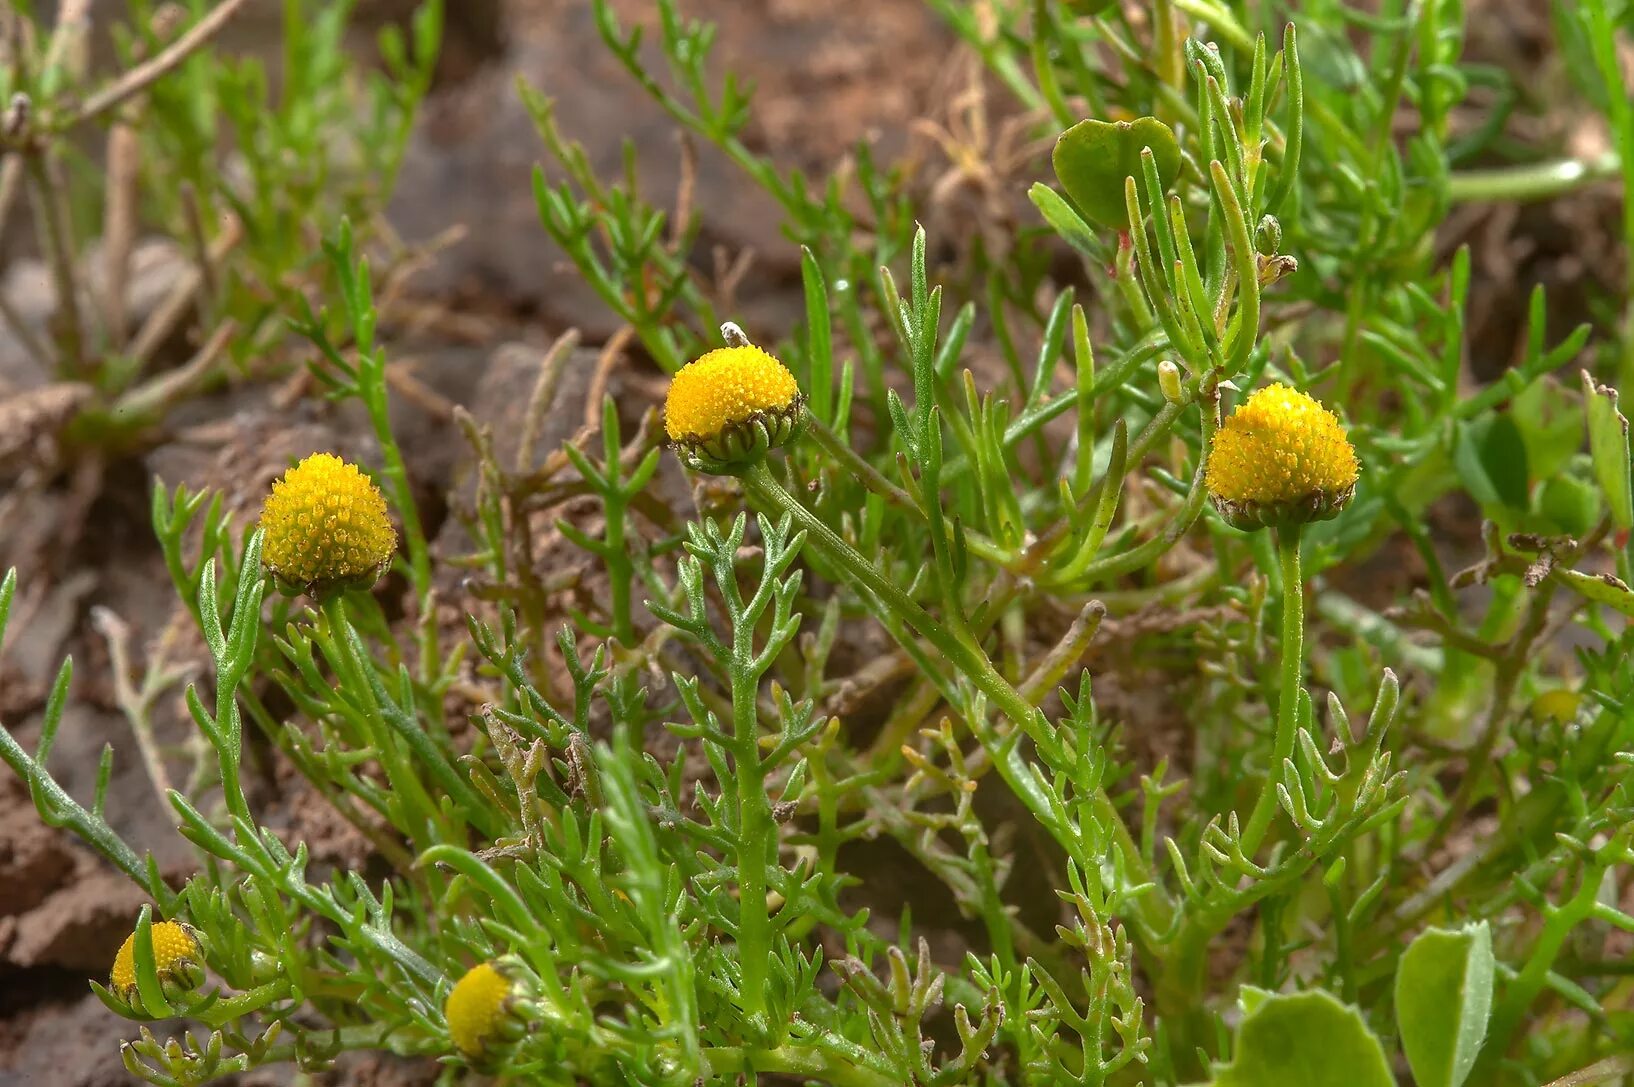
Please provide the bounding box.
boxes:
[110,920,202,1001]
[1529,688,1582,726]
[445,959,537,1060]
[258,453,396,595]
[1205,383,1359,531]
[664,339,803,472]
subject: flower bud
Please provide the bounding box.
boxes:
[1157,360,1184,404]
[445,957,541,1061]
[258,453,397,597]
[110,920,204,1007]
[1255,214,1283,256]
[1205,383,1359,531]
[664,329,803,474]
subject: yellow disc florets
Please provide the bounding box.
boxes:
[446,959,537,1060]
[446,962,510,1058]
[110,920,202,1002]
[1205,383,1360,530]
[258,453,397,595]
[664,340,803,472]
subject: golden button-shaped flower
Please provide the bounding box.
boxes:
[445,959,537,1060]
[664,342,803,473]
[1205,383,1359,530]
[110,920,202,1002]
[258,453,397,595]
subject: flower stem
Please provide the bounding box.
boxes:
[730,644,773,1024]
[1238,526,1304,861]
[1155,528,1304,1059]
[605,489,636,646]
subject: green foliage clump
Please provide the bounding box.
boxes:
[4,1,1634,1085]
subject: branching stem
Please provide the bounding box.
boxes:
[740,460,1168,938]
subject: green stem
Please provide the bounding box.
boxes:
[244,1024,427,1068]
[194,980,293,1027]
[1053,394,1210,588]
[320,594,451,846]
[1446,153,1620,203]
[1238,527,1304,862]
[1476,865,1606,1078]
[803,411,1012,566]
[740,461,1167,937]
[0,723,165,901]
[605,491,635,646]
[731,632,773,1023]
[700,1044,899,1087]
[362,372,442,708]
[1171,0,1255,53]
[804,413,917,511]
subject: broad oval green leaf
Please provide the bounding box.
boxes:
[1396,922,1495,1087]
[1190,987,1394,1087]
[1051,117,1181,230]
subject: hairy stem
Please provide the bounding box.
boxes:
[730,642,773,1023]
[1239,526,1305,860]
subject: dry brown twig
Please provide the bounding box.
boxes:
[24,149,88,374]
[670,133,698,251]
[101,122,143,341]
[39,0,91,78]
[113,318,238,421]
[383,360,458,422]
[90,605,197,817]
[128,213,244,365]
[0,381,94,472]
[0,286,57,374]
[1542,1056,1634,1087]
[585,326,636,431]
[67,0,253,129]
[0,154,23,247]
[518,328,584,473]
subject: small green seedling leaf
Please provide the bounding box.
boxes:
[1511,377,1581,482]
[1537,469,1601,537]
[1190,987,1394,1087]
[1395,922,1494,1087]
[1052,117,1181,229]
[1582,370,1633,529]
[1030,182,1101,256]
[1453,414,1529,511]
